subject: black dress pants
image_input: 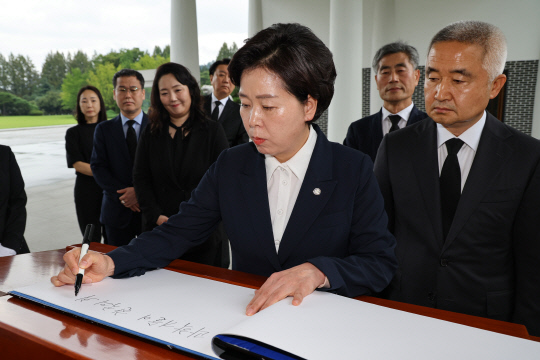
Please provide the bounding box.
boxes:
[74,174,104,243]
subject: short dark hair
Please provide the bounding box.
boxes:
[228,23,336,122]
[428,20,507,81]
[149,62,206,133]
[113,69,145,88]
[75,85,107,125]
[372,41,420,73]
[209,58,231,76]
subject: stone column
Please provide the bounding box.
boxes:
[369,0,396,114]
[170,0,200,82]
[327,0,363,142]
[248,0,263,37]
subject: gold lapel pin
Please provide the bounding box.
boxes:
[313,188,321,195]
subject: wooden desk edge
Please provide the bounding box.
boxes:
[67,243,537,342]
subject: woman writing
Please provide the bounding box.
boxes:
[133,62,229,267]
[65,86,107,243]
[53,23,397,316]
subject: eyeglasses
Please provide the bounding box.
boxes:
[116,86,140,94]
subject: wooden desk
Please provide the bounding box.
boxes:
[0,244,536,359]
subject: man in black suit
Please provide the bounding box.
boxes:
[344,42,427,162]
[374,21,540,336]
[0,145,30,255]
[91,69,148,246]
[204,58,248,147]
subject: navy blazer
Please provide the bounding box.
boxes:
[91,114,148,228]
[204,95,248,147]
[0,145,29,254]
[374,113,540,336]
[343,105,427,162]
[109,124,397,297]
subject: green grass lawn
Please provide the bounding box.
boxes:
[0,111,122,129]
[0,115,78,129]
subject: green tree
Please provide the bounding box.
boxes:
[0,91,33,115]
[61,68,89,110]
[41,51,67,90]
[216,43,229,61]
[0,54,9,91]
[93,51,121,68]
[6,54,39,97]
[216,42,238,60]
[162,45,170,59]
[118,48,147,69]
[93,48,148,70]
[200,69,210,86]
[131,54,168,71]
[68,51,92,74]
[36,90,63,114]
[87,63,118,111]
[152,46,162,58]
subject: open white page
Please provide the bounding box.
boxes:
[223,291,540,359]
[10,269,540,359]
[10,269,255,359]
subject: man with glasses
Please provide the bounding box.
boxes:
[91,69,148,246]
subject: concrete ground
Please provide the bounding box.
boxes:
[0,125,87,252]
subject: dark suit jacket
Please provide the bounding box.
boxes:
[0,145,29,254]
[109,124,397,298]
[344,105,427,162]
[91,114,148,228]
[133,120,228,231]
[374,113,540,336]
[204,94,248,147]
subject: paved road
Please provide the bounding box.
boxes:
[0,126,87,252]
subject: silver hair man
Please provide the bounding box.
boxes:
[428,20,507,81]
[372,41,420,73]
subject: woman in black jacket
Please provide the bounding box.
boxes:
[133,62,229,267]
[65,86,107,243]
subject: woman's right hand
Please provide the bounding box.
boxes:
[156,215,169,226]
[50,248,115,287]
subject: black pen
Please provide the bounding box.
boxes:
[75,224,94,296]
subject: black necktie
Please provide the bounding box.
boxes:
[126,120,137,161]
[440,138,464,239]
[388,115,401,132]
[212,101,221,121]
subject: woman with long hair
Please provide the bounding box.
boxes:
[65,85,107,243]
[133,62,229,267]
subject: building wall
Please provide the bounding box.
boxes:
[392,0,540,63]
[363,0,540,138]
[257,0,540,139]
[261,0,330,45]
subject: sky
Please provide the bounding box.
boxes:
[0,0,248,70]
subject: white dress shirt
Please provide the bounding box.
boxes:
[381,102,415,135]
[211,93,230,120]
[265,125,317,253]
[437,111,486,191]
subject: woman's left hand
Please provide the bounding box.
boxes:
[245,263,326,316]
